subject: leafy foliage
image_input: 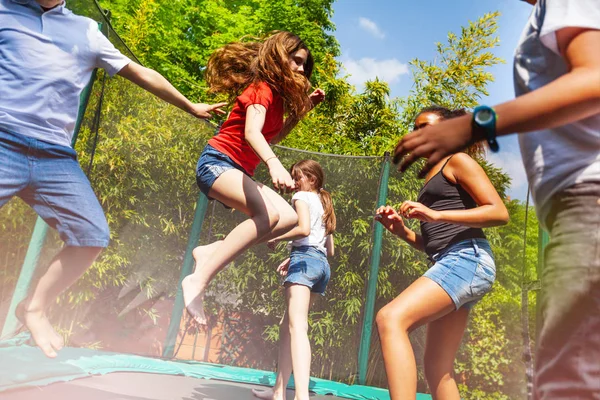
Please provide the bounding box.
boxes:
[0,3,543,399]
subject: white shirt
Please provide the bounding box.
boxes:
[514,0,600,228]
[0,0,131,147]
[291,191,327,254]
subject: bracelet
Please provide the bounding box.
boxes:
[264,156,278,164]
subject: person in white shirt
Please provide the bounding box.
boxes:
[252,159,335,400]
[393,0,600,397]
[0,0,225,358]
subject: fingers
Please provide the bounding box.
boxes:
[210,102,228,115]
[393,131,419,164]
[272,178,295,193]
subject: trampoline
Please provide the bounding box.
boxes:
[0,334,404,400]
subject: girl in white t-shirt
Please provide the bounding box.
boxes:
[253,159,335,400]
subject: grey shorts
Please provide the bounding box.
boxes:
[535,182,600,399]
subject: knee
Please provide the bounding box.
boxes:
[288,316,308,335]
[376,304,409,336]
[256,208,281,232]
[279,208,298,231]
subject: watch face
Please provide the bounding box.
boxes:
[475,109,494,124]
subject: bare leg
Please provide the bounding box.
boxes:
[376,277,456,400]
[424,308,470,400]
[182,170,297,325]
[19,246,102,357]
[252,288,316,400]
[287,285,313,400]
[252,312,292,400]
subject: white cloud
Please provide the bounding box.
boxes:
[340,56,409,90]
[358,17,385,39]
[487,150,529,201]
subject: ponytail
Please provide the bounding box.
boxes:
[319,188,336,235]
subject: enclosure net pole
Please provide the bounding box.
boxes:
[357,152,391,385]
[162,193,210,358]
[536,227,549,340]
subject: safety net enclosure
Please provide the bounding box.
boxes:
[0,0,543,399]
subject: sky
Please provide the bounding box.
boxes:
[331,0,535,201]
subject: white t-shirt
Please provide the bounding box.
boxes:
[290,191,327,254]
[514,0,600,228]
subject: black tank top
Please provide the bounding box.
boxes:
[417,156,486,258]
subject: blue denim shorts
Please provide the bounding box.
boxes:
[424,238,496,310]
[284,246,331,295]
[196,144,249,198]
[0,129,109,247]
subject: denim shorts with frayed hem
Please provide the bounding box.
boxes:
[423,238,495,310]
[0,129,109,247]
[284,245,330,295]
[195,144,249,200]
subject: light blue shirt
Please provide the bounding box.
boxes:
[514,0,600,227]
[0,0,131,147]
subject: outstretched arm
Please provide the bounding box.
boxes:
[394,28,600,175]
[117,62,227,119]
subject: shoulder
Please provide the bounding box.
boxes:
[238,81,275,108]
[241,81,273,96]
[444,153,483,183]
[63,7,96,27]
[292,191,311,202]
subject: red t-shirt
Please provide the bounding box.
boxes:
[208,82,284,176]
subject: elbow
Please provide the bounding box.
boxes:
[499,206,510,225]
[501,212,510,226]
[493,208,510,226]
[299,227,311,237]
[244,128,260,139]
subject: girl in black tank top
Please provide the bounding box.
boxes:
[374,107,509,400]
[417,155,487,259]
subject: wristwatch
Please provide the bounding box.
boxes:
[472,105,499,152]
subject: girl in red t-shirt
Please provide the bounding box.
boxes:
[182,31,325,326]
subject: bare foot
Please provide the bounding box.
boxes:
[16,302,64,358]
[252,388,284,400]
[181,274,207,326]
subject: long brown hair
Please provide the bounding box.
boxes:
[205,31,314,120]
[290,159,336,235]
[415,106,485,159]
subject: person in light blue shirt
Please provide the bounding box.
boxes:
[0,0,226,358]
[393,0,600,397]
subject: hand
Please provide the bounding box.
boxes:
[276,258,291,277]
[399,201,441,223]
[267,158,295,193]
[267,239,278,250]
[374,205,406,236]
[309,89,325,107]
[188,102,227,119]
[393,114,476,177]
